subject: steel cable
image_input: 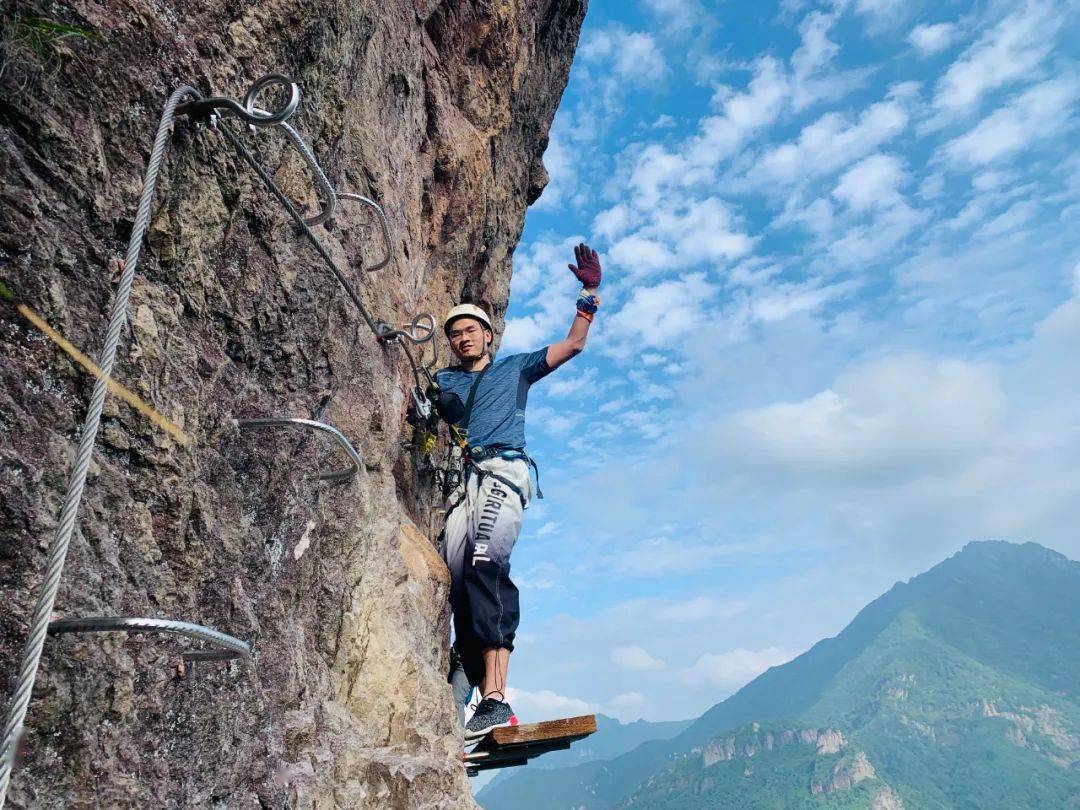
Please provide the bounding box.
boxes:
[216,122,383,336]
[0,78,433,805]
[0,85,199,807]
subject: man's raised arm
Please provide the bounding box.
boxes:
[546,243,602,370]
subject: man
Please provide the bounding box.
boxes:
[434,243,602,738]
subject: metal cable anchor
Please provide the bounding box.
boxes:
[176,74,300,128]
[376,312,436,344]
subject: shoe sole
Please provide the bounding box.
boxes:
[464,718,517,740]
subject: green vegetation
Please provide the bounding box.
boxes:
[3,15,94,57]
[0,11,96,84]
[479,542,1080,809]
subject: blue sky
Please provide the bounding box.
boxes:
[495,0,1079,727]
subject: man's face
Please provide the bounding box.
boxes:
[448,317,491,360]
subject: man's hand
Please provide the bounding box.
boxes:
[568,243,602,288]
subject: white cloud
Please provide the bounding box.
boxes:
[503,234,587,353]
[930,2,1062,120]
[908,22,958,56]
[608,233,679,276]
[748,90,911,188]
[500,0,1080,728]
[528,405,582,437]
[833,153,906,211]
[657,596,750,623]
[516,562,561,591]
[532,129,574,211]
[976,199,1039,238]
[854,0,908,27]
[509,233,584,297]
[607,197,753,280]
[606,691,648,721]
[718,354,1007,484]
[502,314,550,354]
[700,56,789,154]
[683,648,796,691]
[605,536,747,577]
[543,367,600,398]
[580,26,669,86]
[642,0,708,33]
[622,27,867,208]
[942,76,1080,166]
[593,203,637,241]
[827,202,926,266]
[742,280,856,324]
[603,273,717,360]
[535,521,561,538]
[611,645,667,671]
[506,688,599,722]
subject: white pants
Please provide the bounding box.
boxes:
[440,457,532,687]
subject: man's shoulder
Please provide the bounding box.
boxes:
[494,348,546,368]
[434,365,464,383]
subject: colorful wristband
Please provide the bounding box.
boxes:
[576,290,600,315]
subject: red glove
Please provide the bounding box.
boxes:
[568,243,602,288]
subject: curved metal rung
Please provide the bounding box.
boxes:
[47,617,252,662]
[235,417,362,483]
[176,73,300,128]
[251,115,337,227]
[337,192,392,272]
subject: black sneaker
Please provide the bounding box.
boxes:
[464,697,518,739]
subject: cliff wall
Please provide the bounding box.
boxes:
[0,1,584,806]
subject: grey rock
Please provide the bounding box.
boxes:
[0,0,585,806]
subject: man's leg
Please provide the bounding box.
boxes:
[462,459,530,736]
[440,481,486,716]
[463,471,524,663]
[482,647,510,702]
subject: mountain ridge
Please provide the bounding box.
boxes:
[479,541,1079,809]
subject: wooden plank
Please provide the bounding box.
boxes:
[489,714,597,747]
[465,740,571,764]
[464,715,597,776]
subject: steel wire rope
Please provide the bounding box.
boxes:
[254,115,337,226]
[214,122,440,395]
[0,85,199,807]
[0,81,434,804]
[215,122,383,336]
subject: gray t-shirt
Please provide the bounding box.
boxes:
[434,348,553,450]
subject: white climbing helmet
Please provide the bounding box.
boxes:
[443,303,493,335]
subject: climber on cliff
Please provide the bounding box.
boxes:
[431,243,602,739]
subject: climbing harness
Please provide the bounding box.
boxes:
[0,74,431,806]
[465,447,543,506]
[235,417,363,483]
[429,365,543,510]
[457,451,541,511]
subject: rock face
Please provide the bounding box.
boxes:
[0,1,584,807]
